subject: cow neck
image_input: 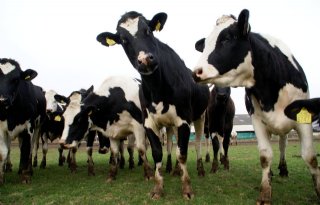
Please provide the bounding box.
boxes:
[140,41,192,102]
[246,33,308,112]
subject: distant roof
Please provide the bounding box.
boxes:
[233,114,251,125]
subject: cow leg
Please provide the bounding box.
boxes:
[98,132,110,154]
[119,140,125,169]
[177,123,194,200]
[133,127,153,180]
[205,136,210,162]
[4,138,12,172]
[0,134,9,185]
[127,135,135,170]
[32,135,39,167]
[253,119,273,205]
[58,146,66,166]
[40,135,48,169]
[18,130,33,184]
[86,131,95,176]
[166,127,173,173]
[69,147,77,173]
[193,115,205,177]
[296,124,320,200]
[145,127,164,199]
[107,139,120,182]
[211,134,219,173]
[87,147,95,176]
[222,134,230,170]
[278,135,288,177]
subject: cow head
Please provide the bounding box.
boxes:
[59,90,97,148]
[0,58,37,107]
[97,11,167,75]
[214,86,231,103]
[193,9,255,88]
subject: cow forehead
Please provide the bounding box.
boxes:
[119,17,140,36]
[197,17,236,66]
[0,62,16,75]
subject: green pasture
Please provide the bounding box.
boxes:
[1,141,320,205]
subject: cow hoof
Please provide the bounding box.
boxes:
[182,185,194,200]
[150,186,164,200]
[205,153,210,163]
[33,161,38,167]
[106,177,115,183]
[4,163,13,172]
[211,160,219,173]
[183,192,194,200]
[40,161,46,169]
[0,176,4,185]
[21,171,32,184]
[150,192,162,200]
[197,159,205,177]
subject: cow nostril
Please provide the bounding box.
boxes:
[148,54,154,61]
[196,68,203,76]
[138,59,142,65]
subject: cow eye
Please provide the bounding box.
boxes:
[122,38,127,44]
[146,29,151,36]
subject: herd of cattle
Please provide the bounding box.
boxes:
[1,8,320,204]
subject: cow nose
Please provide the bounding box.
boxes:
[193,67,203,82]
[137,53,154,66]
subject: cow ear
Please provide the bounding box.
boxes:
[54,94,69,105]
[96,32,121,47]
[21,69,37,81]
[284,98,320,122]
[87,85,94,94]
[149,12,167,32]
[237,9,250,37]
[195,38,205,52]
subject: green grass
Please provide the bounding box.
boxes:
[1,141,320,205]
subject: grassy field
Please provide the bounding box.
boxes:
[1,141,320,205]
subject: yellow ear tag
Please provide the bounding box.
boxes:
[106,38,116,46]
[54,115,61,122]
[25,75,31,80]
[155,21,161,31]
[297,107,312,124]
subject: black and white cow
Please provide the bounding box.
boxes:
[0,58,46,184]
[32,89,65,168]
[97,11,209,199]
[192,9,320,204]
[204,86,235,173]
[59,76,153,181]
[54,88,112,175]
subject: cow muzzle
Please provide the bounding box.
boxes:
[137,52,158,75]
[0,95,11,107]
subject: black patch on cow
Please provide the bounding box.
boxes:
[65,87,142,144]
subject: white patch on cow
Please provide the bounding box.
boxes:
[8,121,29,139]
[138,51,148,65]
[144,102,186,137]
[260,34,299,70]
[250,83,308,135]
[60,93,82,142]
[203,53,255,88]
[194,16,236,80]
[45,90,58,112]
[94,110,138,139]
[119,17,139,36]
[0,62,15,75]
[95,76,141,110]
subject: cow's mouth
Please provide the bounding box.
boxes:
[138,65,159,76]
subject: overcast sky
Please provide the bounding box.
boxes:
[1,0,319,114]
